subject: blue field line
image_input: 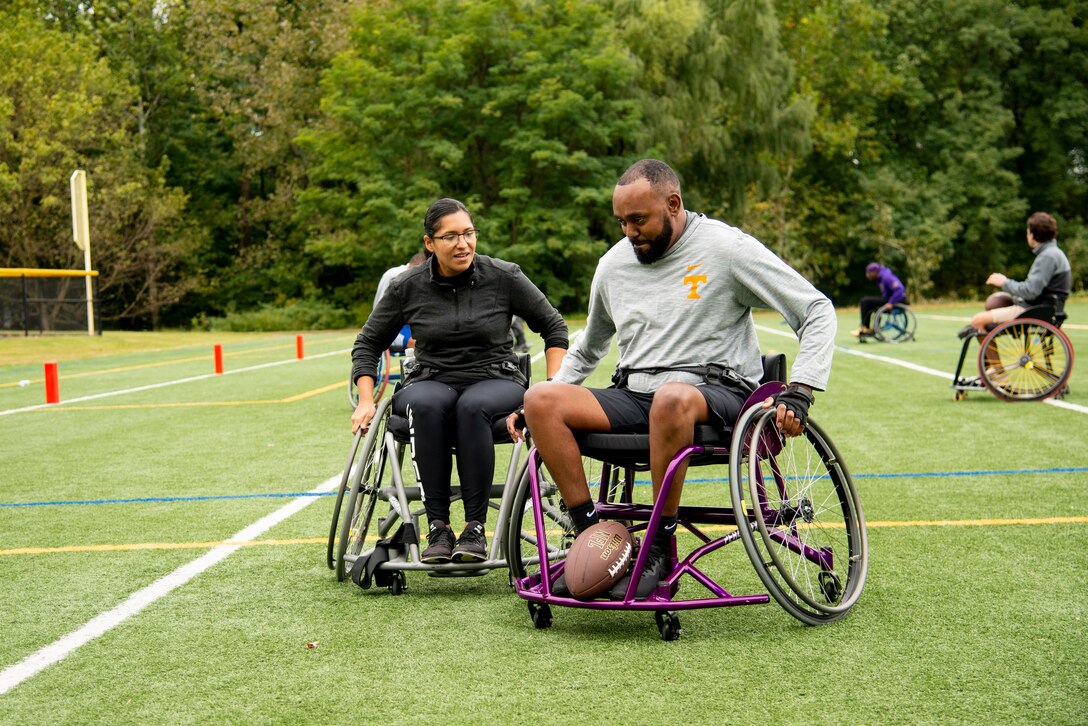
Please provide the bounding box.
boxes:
[1,491,336,508]
[2,465,1087,509]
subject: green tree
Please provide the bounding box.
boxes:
[181,0,352,318]
[752,0,899,298]
[298,0,641,314]
[0,7,194,327]
[613,0,811,218]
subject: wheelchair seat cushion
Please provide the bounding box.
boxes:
[387,413,514,445]
[576,425,729,468]
[573,381,786,468]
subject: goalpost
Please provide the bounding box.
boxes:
[0,170,99,336]
[70,170,95,336]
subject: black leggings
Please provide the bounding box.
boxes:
[392,378,525,525]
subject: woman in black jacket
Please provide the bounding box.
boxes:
[350,198,568,563]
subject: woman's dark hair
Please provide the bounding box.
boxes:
[423,198,472,239]
[1027,212,1057,243]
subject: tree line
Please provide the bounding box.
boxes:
[1,0,1084,330]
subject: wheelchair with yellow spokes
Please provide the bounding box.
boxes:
[951,303,1073,402]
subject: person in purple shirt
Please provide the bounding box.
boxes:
[852,262,907,337]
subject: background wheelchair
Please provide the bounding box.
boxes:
[858,303,916,343]
[329,355,532,594]
[951,303,1073,401]
[505,355,868,640]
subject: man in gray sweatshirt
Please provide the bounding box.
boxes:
[518,158,836,599]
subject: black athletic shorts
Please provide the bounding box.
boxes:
[589,382,748,434]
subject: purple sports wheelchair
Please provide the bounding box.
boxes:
[505,354,868,640]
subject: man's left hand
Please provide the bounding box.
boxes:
[763,384,814,437]
[986,272,1007,287]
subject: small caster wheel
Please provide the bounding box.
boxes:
[389,572,406,596]
[655,611,681,641]
[528,602,552,630]
[953,390,967,402]
[818,570,842,603]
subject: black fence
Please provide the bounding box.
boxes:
[0,274,101,335]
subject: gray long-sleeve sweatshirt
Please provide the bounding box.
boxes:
[1002,240,1072,306]
[554,212,836,392]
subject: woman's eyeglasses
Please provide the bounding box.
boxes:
[433,229,478,244]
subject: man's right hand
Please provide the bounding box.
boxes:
[351,399,376,434]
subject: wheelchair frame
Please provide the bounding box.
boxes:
[348,348,400,409]
[951,305,1073,402]
[505,377,869,640]
[330,355,533,593]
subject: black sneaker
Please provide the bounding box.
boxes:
[421,521,454,563]
[451,520,487,562]
[609,541,670,600]
[550,573,571,597]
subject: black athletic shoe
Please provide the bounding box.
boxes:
[421,522,454,564]
[550,573,571,597]
[609,541,670,600]
[451,520,487,562]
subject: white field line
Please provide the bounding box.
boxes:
[0,329,582,692]
[0,473,342,695]
[753,324,1088,415]
[530,328,582,364]
[0,348,350,417]
[916,312,1088,331]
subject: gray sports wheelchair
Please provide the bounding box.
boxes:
[328,354,533,593]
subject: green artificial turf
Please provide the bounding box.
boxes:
[1,306,1086,723]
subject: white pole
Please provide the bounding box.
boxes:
[70,170,94,335]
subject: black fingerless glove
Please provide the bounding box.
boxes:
[512,405,526,430]
[773,385,815,426]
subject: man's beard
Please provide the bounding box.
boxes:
[632,215,673,264]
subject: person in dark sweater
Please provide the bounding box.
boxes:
[351,198,568,563]
[958,212,1072,339]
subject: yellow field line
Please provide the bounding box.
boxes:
[280,381,343,402]
[30,381,343,411]
[3,516,1085,557]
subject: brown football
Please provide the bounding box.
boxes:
[563,521,633,599]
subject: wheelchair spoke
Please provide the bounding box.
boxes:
[979,320,1073,400]
[731,406,868,622]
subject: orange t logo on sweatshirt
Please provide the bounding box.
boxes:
[684,263,707,299]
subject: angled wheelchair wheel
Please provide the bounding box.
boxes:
[333,397,393,581]
[347,349,392,410]
[872,304,916,343]
[327,428,367,570]
[729,405,868,625]
[977,319,1073,401]
[505,453,616,587]
[505,454,575,586]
